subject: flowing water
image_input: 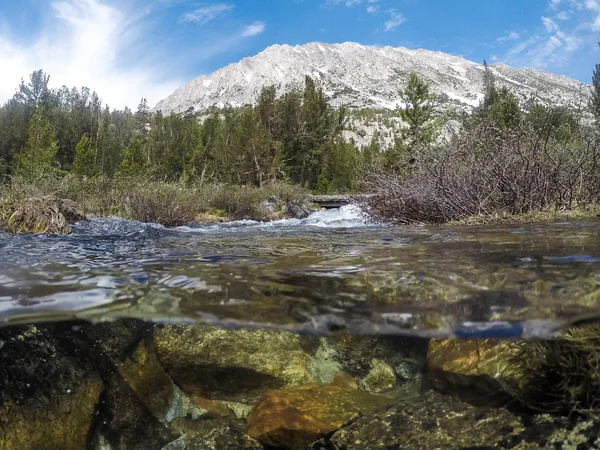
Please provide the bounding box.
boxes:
[1,205,600,338]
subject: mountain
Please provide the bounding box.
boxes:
[154,41,590,115]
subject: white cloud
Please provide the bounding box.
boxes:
[325,0,362,6]
[499,2,592,72]
[497,31,521,42]
[366,5,379,14]
[242,21,266,37]
[542,16,559,32]
[384,11,405,32]
[0,0,182,109]
[326,0,379,7]
[182,3,234,24]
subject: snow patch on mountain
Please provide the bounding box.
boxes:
[154,42,591,148]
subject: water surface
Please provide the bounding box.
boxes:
[1,205,599,338]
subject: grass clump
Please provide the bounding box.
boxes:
[508,325,600,417]
[0,195,85,234]
[125,183,202,227]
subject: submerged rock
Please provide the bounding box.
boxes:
[0,325,102,450]
[163,417,263,450]
[427,338,526,404]
[154,325,318,403]
[322,389,600,449]
[358,358,397,393]
[2,195,85,234]
[246,376,393,450]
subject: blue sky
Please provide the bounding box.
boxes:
[0,0,598,108]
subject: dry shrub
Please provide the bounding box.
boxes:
[362,120,600,224]
[209,185,270,221]
[125,183,199,227]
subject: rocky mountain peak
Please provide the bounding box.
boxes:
[154,41,590,116]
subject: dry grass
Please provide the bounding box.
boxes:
[1,196,79,234]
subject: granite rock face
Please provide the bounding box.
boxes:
[155,42,588,116]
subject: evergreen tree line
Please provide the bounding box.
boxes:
[2,58,600,197]
[0,72,365,193]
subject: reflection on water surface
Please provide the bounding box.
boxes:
[0,205,599,337]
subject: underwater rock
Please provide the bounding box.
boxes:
[163,416,263,450]
[62,321,207,449]
[246,376,393,450]
[116,338,207,425]
[321,389,600,450]
[327,334,426,394]
[0,325,102,450]
[154,325,317,403]
[2,195,85,234]
[427,338,526,404]
[358,358,397,393]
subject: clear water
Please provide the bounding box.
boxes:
[1,205,600,338]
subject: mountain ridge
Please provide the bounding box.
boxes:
[154,41,590,115]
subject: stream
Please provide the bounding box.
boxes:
[1,205,599,337]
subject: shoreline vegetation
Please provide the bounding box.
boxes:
[1,58,600,234]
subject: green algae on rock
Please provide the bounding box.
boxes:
[0,325,102,450]
[154,325,320,403]
[358,358,397,393]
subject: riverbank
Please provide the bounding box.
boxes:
[0,175,313,230]
[2,174,600,235]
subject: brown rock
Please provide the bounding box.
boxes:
[427,339,526,403]
[246,383,393,450]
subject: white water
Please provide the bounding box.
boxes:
[175,204,375,234]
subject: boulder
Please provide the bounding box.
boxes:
[323,389,600,450]
[285,202,312,219]
[0,325,102,450]
[163,417,263,450]
[261,195,281,215]
[246,376,393,450]
[427,338,527,404]
[153,325,318,403]
[2,195,85,234]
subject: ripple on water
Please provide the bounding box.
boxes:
[0,212,600,337]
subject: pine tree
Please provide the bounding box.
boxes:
[398,73,436,148]
[489,87,522,129]
[482,60,498,110]
[73,135,99,177]
[14,108,59,179]
[591,58,600,124]
[118,137,146,178]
